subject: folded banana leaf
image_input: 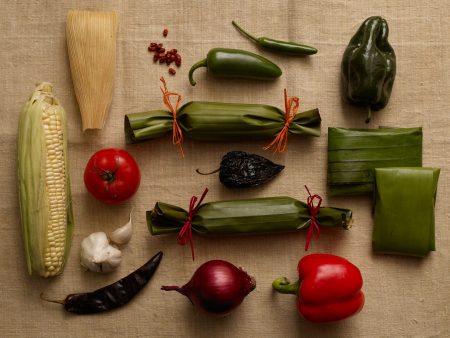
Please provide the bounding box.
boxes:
[125,101,321,143]
[373,167,440,257]
[148,196,352,237]
[328,127,422,196]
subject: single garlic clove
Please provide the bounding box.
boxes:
[80,232,122,273]
[110,210,133,245]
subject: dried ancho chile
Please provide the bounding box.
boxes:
[197,151,284,188]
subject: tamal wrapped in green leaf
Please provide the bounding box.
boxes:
[328,127,422,196]
[125,79,321,154]
[147,190,352,258]
[373,167,440,257]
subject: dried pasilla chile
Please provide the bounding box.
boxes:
[341,16,396,122]
[196,151,284,188]
[188,48,282,86]
[232,21,317,56]
[40,251,163,314]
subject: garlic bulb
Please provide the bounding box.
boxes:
[110,210,133,245]
[80,232,122,273]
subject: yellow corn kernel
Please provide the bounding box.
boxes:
[17,83,74,277]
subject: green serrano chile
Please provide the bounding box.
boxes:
[188,48,282,86]
[125,101,321,144]
[232,21,317,56]
[341,16,396,123]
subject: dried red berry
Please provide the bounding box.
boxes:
[168,67,176,75]
[163,28,168,37]
[153,54,159,62]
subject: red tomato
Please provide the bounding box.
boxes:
[84,148,141,204]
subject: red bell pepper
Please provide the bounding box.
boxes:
[272,253,364,323]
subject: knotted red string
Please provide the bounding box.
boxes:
[160,77,184,157]
[304,185,322,251]
[263,89,300,153]
[178,188,209,260]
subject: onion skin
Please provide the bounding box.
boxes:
[162,260,256,315]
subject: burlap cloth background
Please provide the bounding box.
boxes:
[1,1,449,337]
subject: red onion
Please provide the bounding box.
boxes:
[161,260,256,314]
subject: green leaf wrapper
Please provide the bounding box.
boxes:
[147,196,352,236]
[373,167,440,257]
[328,127,422,196]
[124,101,321,144]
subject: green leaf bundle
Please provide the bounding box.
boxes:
[373,167,440,257]
[327,127,422,196]
[125,101,320,145]
[147,196,351,237]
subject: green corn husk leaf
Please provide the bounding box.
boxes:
[17,83,74,277]
[373,167,440,257]
[125,101,321,144]
[328,127,422,196]
[147,196,352,239]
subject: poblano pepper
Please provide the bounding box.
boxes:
[341,16,396,122]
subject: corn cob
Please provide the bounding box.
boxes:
[17,83,74,277]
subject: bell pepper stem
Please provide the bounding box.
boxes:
[232,21,259,45]
[272,277,300,295]
[188,59,207,86]
[365,106,372,123]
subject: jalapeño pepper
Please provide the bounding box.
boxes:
[341,16,396,123]
[188,48,282,86]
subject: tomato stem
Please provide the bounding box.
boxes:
[93,163,119,183]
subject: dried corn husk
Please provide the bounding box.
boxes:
[373,167,440,257]
[66,10,118,130]
[147,196,352,237]
[327,127,422,196]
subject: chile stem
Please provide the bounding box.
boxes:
[232,21,260,45]
[365,106,372,123]
[40,293,65,305]
[272,277,300,295]
[188,59,207,86]
[196,168,220,175]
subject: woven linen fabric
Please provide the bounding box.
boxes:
[1,1,449,337]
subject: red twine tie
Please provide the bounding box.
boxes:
[177,188,209,260]
[304,185,322,251]
[263,89,300,153]
[160,77,184,157]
